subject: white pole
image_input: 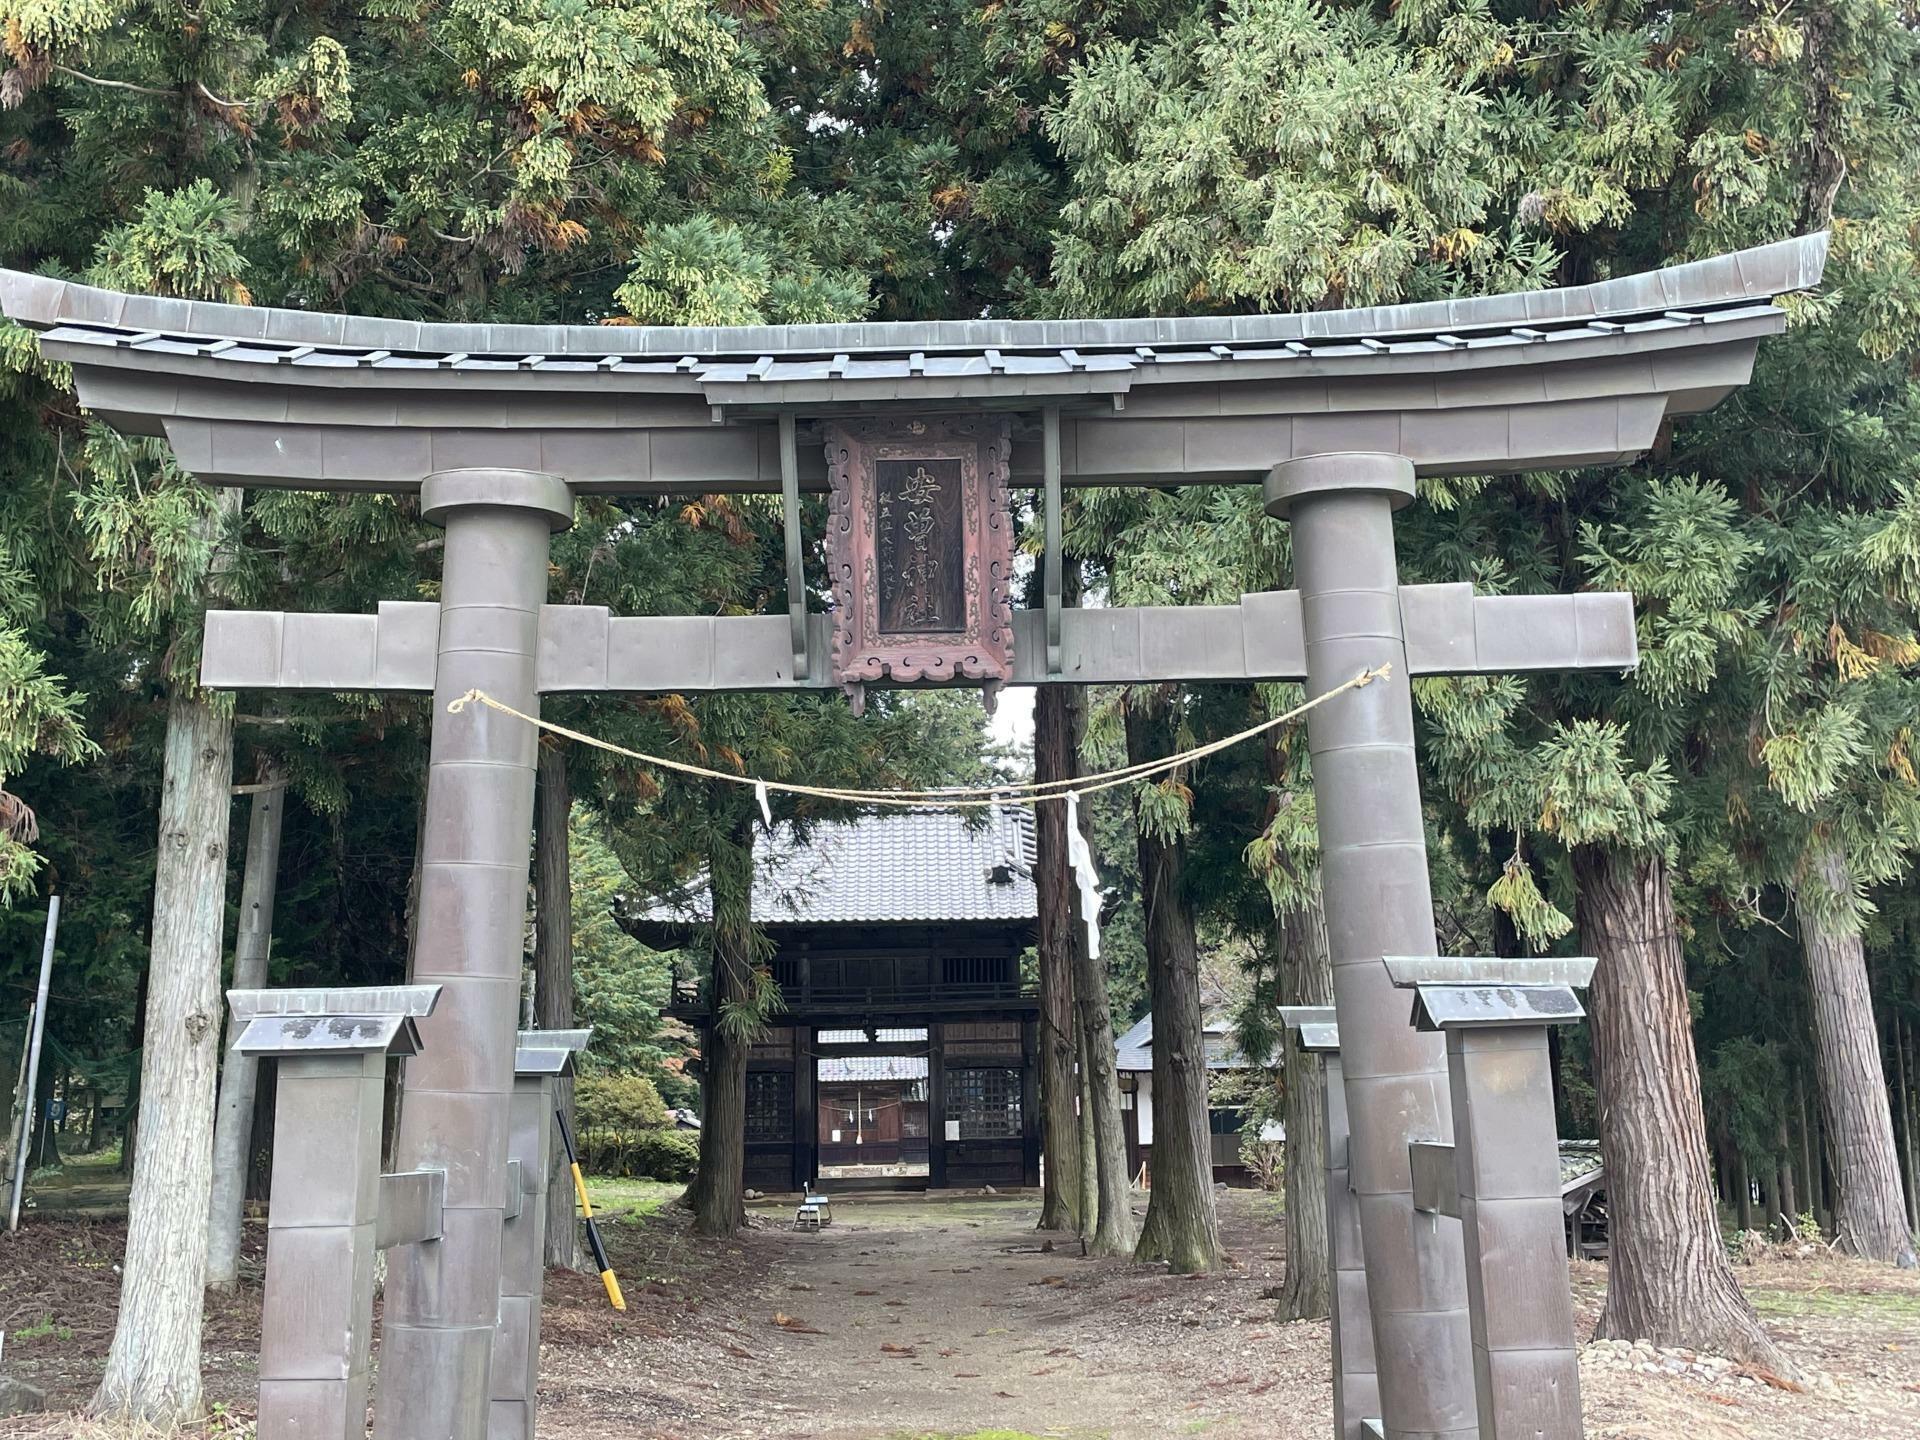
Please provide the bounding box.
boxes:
[7,1001,34,1193]
[9,895,59,1231]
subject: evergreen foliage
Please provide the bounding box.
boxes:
[0,0,1915,1385]
[565,804,687,1100]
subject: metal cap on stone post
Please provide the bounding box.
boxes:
[1384,957,1597,1440]
[229,985,443,1440]
[491,1028,592,1440]
[1279,1006,1379,1440]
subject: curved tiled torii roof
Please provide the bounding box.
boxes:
[0,233,1826,492]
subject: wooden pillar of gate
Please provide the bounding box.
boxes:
[928,1024,948,1190]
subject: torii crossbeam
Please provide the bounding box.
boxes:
[0,232,1826,1440]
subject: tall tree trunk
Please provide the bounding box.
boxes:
[119,965,147,1177]
[1041,681,1135,1257]
[1909,1017,1920,1235]
[686,814,754,1236]
[92,682,236,1422]
[1815,1083,1835,1232]
[1798,1066,1827,1233]
[1076,1024,1100,1235]
[1775,1112,1799,1235]
[533,742,584,1271]
[1072,906,1137,1257]
[1796,4,1847,235]
[1571,845,1790,1371]
[1034,686,1083,1232]
[1757,1153,1778,1237]
[687,983,749,1238]
[1126,703,1222,1274]
[1796,849,1916,1267]
[404,778,428,973]
[206,756,287,1290]
[1067,819,1137,1256]
[1897,1012,1918,1234]
[1276,892,1332,1321]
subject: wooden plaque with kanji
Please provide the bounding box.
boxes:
[823,416,1015,712]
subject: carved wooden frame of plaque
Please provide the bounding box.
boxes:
[824,415,1014,714]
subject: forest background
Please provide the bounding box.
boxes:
[0,0,1918,1413]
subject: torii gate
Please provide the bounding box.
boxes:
[0,232,1825,1440]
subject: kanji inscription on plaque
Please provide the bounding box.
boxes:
[876,456,964,632]
[824,416,1014,712]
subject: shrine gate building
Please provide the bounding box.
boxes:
[635,809,1042,1194]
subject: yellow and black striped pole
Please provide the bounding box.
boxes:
[554,1108,625,1310]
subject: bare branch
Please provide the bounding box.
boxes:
[49,67,249,115]
[195,80,245,111]
[53,64,176,99]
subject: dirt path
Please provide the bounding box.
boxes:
[537,1191,1920,1440]
[540,1192,1329,1440]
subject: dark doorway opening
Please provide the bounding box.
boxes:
[816,1036,930,1189]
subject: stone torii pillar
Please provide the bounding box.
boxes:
[374,469,572,1440]
[1266,452,1624,1440]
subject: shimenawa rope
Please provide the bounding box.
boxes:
[443,663,1390,811]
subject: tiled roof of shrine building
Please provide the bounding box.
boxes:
[1115,1013,1281,1074]
[631,809,1037,930]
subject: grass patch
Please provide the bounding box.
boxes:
[1747,1286,1920,1321]
[12,1314,74,1342]
[580,1176,681,1222]
[17,1148,131,1215]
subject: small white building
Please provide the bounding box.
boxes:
[1115,1012,1283,1185]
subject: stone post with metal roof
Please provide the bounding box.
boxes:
[1390,958,1598,1440]
[1280,1007,1378,1440]
[225,986,447,1440]
[493,1029,592,1440]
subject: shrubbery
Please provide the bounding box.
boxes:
[573,1073,696,1180]
[574,1073,671,1131]
[1240,1134,1284,1193]
[580,1124,700,1182]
